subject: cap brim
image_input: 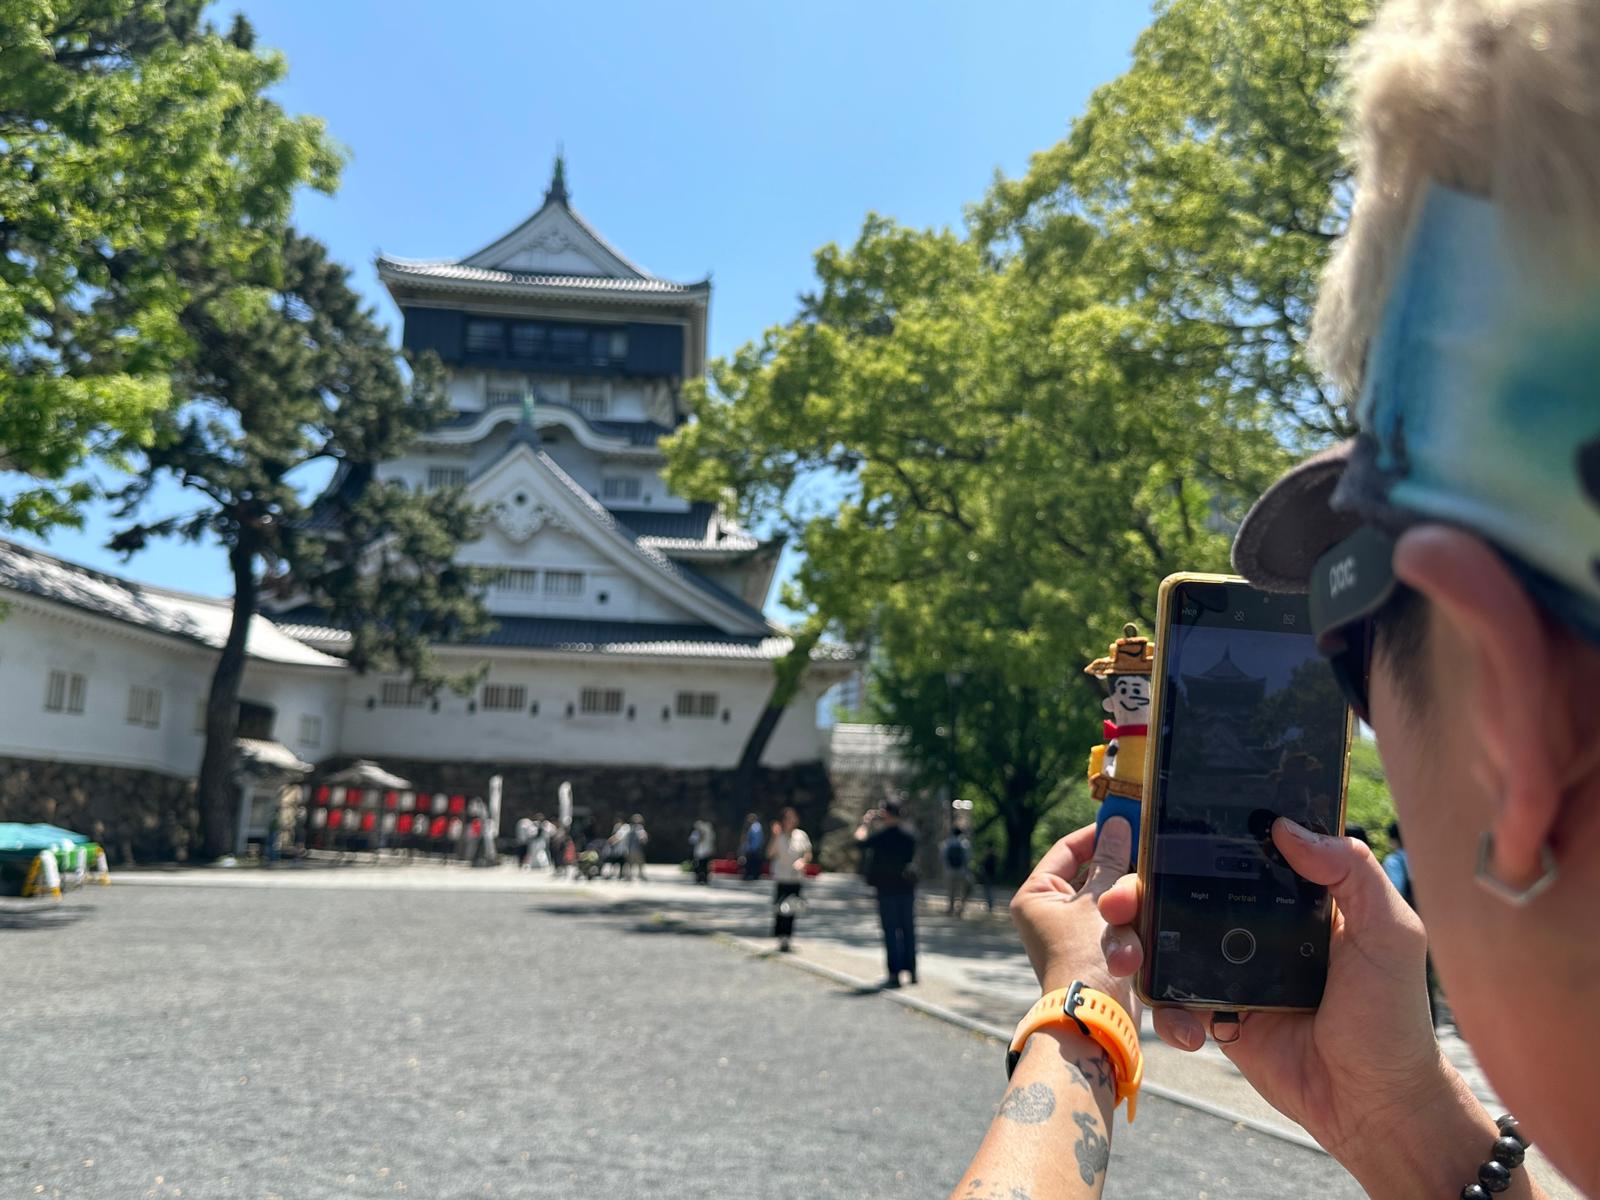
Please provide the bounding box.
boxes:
[1232,440,1363,592]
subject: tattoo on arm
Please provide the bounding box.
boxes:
[997,1081,1055,1125]
[965,1183,1032,1200]
[1072,1110,1110,1185]
[1073,1050,1114,1095]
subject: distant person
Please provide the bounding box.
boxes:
[1344,822,1371,848]
[1382,819,1413,906]
[941,822,973,916]
[768,807,812,952]
[740,812,765,881]
[856,802,918,988]
[690,818,715,885]
[976,847,999,914]
[624,813,649,882]
[515,816,537,870]
[606,820,629,879]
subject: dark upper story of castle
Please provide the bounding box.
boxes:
[376,158,711,388]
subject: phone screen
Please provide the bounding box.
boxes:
[1141,580,1350,1010]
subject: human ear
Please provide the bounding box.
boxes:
[1392,525,1563,886]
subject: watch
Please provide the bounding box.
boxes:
[1006,981,1143,1121]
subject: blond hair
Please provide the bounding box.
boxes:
[1312,0,1600,397]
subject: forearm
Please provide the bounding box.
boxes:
[1333,1063,1545,1200]
[950,1027,1117,1200]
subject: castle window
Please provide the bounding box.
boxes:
[569,384,608,418]
[543,570,584,598]
[379,681,429,708]
[550,327,588,364]
[126,685,162,728]
[675,691,719,719]
[427,466,467,491]
[490,568,539,593]
[481,684,527,712]
[465,319,504,354]
[580,687,624,716]
[486,386,524,408]
[509,323,546,359]
[298,714,323,747]
[44,669,86,715]
[601,477,640,502]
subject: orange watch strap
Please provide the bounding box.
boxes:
[1006,981,1143,1121]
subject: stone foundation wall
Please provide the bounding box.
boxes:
[0,755,199,863]
[311,757,834,865]
[823,769,945,878]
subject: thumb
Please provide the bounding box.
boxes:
[1272,818,1423,950]
[1081,816,1134,900]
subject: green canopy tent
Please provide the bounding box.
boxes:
[0,823,109,897]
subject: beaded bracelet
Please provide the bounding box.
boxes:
[1460,1114,1528,1199]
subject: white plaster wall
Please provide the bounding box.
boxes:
[0,602,211,774]
[237,664,346,765]
[337,654,833,769]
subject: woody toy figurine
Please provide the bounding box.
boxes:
[1085,623,1155,850]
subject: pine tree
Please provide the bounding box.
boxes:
[110,232,489,860]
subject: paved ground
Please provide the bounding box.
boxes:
[0,870,1366,1199]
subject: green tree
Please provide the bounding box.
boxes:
[667,0,1373,874]
[109,232,489,860]
[0,1,338,533]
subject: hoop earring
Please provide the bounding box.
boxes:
[1474,830,1558,906]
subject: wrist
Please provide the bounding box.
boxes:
[1331,1059,1534,1199]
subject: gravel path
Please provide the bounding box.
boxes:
[0,885,1359,1198]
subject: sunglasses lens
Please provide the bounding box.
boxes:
[1320,622,1372,724]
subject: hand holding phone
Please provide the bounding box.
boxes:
[1136,575,1353,1012]
[1101,817,1449,1173]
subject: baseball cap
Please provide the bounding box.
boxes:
[1232,185,1600,643]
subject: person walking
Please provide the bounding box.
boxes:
[740,812,765,881]
[515,816,537,870]
[624,813,649,882]
[768,807,811,953]
[605,819,629,879]
[941,821,973,916]
[690,817,715,885]
[856,801,918,988]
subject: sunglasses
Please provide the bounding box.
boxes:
[1308,526,1400,727]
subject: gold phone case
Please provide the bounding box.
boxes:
[1133,572,1354,1015]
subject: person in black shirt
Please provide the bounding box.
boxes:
[855,800,919,989]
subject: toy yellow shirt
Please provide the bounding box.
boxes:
[1090,721,1148,800]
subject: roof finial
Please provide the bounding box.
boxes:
[545,146,568,206]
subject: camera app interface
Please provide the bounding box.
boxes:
[1147,587,1347,1008]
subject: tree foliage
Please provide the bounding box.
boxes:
[110,232,489,859]
[666,0,1371,875]
[0,1,339,533]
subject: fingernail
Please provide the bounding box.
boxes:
[1104,933,1121,957]
[1174,1018,1202,1050]
[1211,1014,1241,1044]
[1279,818,1319,844]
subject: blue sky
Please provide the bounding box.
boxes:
[16,0,1155,609]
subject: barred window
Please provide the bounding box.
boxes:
[675,691,719,719]
[579,687,624,716]
[426,466,467,491]
[481,684,527,712]
[45,669,86,715]
[509,323,545,359]
[569,384,608,418]
[602,477,641,502]
[379,681,429,708]
[543,570,584,598]
[298,714,322,747]
[465,319,503,354]
[490,568,539,593]
[486,387,524,408]
[126,685,162,728]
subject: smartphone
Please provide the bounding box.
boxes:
[1135,574,1353,1013]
